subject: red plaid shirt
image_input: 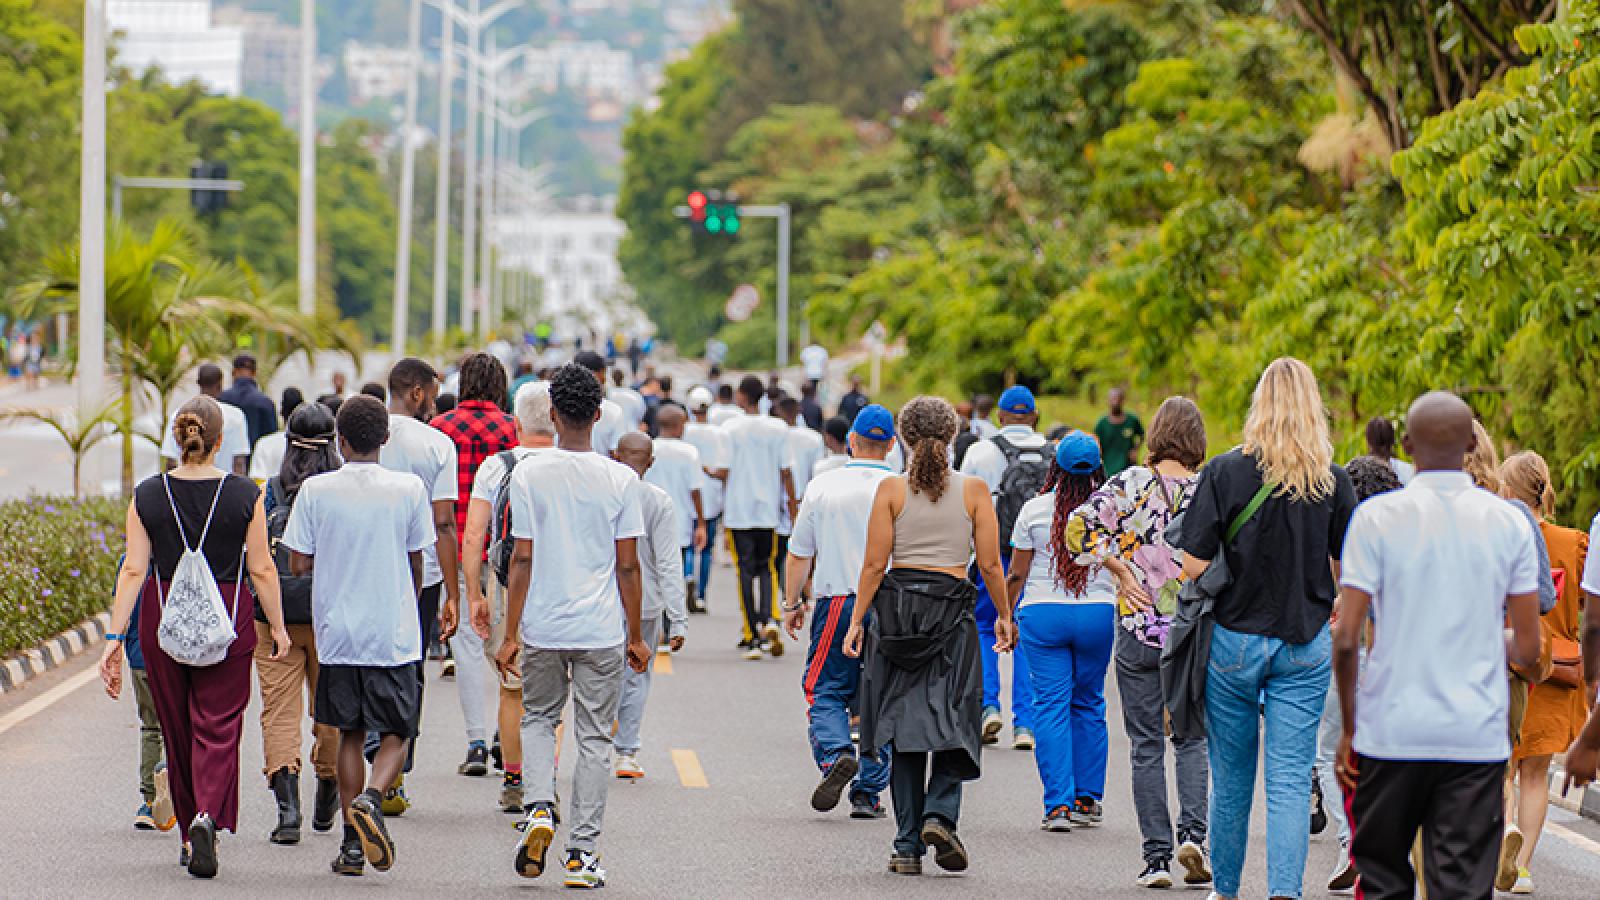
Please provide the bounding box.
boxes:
[430,400,518,547]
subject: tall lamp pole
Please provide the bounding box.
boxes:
[429,1,455,344]
[79,0,107,419]
[391,0,423,353]
[297,0,317,315]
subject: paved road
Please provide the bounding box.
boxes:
[6,564,1600,898]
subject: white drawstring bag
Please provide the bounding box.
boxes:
[155,473,244,667]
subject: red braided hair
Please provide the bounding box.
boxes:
[1044,462,1106,596]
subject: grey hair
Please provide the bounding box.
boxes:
[513,381,555,436]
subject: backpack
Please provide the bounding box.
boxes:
[992,434,1053,543]
[488,450,529,587]
[154,473,244,667]
[264,477,314,625]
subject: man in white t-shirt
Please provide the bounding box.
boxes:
[683,387,730,611]
[282,393,436,876]
[500,364,649,889]
[608,368,647,430]
[775,396,826,596]
[707,383,740,427]
[248,387,301,481]
[781,404,896,821]
[575,351,628,453]
[460,380,555,814]
[800,342,829,384]
[374,358,461,810]
[717,375,798,660]
[1333,391,1542,900]
[163,364,250,475]
[646,405,707,600]
[813,416,851,480]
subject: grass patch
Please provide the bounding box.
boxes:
[0,496,124,659]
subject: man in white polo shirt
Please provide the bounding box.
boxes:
[782,404,897,821]
[1333,391,1542,900]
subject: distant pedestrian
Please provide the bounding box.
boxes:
[646,404,708,609]
[127,595,177,834]
[969,394,998,440]
[1364,415,1415,485]
[219,354,278,450]
[609,368,646,431]
[800,381,825,431]
[812,415,851,479]
[163,364,250,476]
[719,375,799,660]
[574,351,628,453]
[101,395,292,879]
[776,395,826,598]
[1092,387,1144,477]
[683,387,730,612]
[330,371,347,398]
[709,384,740,426]
[249,388,303,482]
[800,342,830,386]
[837,376,869,424]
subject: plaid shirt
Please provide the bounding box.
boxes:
[430,400,518,546]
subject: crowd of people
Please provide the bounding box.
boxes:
[93,346,1600,897]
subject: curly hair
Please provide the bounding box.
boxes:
[898,396,960,501]
[1345,455,1403,503]
[1044,461,1106,596]
[172,395,224,465]
[549,363,604,428]
[457,352,508,407]
[336,394,390,455]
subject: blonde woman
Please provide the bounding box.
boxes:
[843,396,1010,877]
[1174,358,1357,900]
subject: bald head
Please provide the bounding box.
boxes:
[1403,391,1477,473]
[656,403,687,437]
[614,431,654,477]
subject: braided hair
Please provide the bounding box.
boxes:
[898,396,960,502]
[1043,461,1106,597]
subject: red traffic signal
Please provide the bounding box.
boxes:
[687,191,708,222]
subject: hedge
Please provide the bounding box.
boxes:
[0,496,124,659]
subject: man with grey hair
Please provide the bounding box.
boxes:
[461,380,556,813]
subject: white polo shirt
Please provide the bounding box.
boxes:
[683,421,730,520]
[646,437,705,548]
[788,461,895,599]
[1340,471,1540,762]
[719,412,793,530]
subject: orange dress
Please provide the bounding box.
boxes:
[1517,520,1590,759]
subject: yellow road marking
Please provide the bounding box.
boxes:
[671,748,707,788]
[1547,820,1600,857]
[0,667,97,736]
[654,650,673,675]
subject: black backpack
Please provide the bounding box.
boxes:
[264,477,313,624]
[487,450,529,587]
[992,434,1053,542]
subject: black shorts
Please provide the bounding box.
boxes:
[315,664,420,737]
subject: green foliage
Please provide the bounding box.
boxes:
[0,495,125,659]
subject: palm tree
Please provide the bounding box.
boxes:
[0,401,123,498]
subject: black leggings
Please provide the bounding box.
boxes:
[729,528,776,639]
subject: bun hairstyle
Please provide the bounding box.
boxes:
[1501,450,1555,518]
[173,395,224,465]
[899,395,960,502]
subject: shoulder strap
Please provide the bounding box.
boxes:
[163,472,228,553]
[1226,481,1275,544]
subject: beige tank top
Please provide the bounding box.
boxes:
[892,472,973,569]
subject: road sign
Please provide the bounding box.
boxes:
[726,284,760,322]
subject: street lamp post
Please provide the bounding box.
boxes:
[79,0,107,419]
[429,4,455,345]
[391,0,424,353]
[297,0,316,315]
[477,31,499,339]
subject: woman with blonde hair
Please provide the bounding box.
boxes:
[1499,451,1586,895]
[1173,358,1357,900]
[844,396,1010,877]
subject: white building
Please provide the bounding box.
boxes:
[108,0,243,96]
[523,41,636,101]
[343,42,415,105]
[494,196,634,337]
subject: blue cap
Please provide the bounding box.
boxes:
[1055,430,1102,474]
[851,404,896,442]
[998,385,1036,415]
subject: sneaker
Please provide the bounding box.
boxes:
[187,813,218,879]
[459,744,490,776]
[500,773,525,813]
[763,623,785,657]
[1041,805,1073,832]
[1511,867,1534,894]
[888,853,923,875]
[1177,839,1213,886]
[614,753,644,779]
[490,733,504,771]
[331,837,365,876]
[178,843,191,869]
[1497,825,1525,892]
[515,803,556,878]
[920,818,969,872]
[1137,858,1174,888]
[380,776,410,816]
[1071,797,1103,826]
[152,763,177,831]
[849,796,886,819]
[563,848,607,889]
[134,803,157,830]
[1013,727,1035,751]
[981,706,1003,745]
[440,658,456,678]
[1310,769,1328,835]
[742,643,764,661]
[811,754,860,812]
[350,789,395,872]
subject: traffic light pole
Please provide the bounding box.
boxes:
[674,202,792,367]
[111,176,245,220]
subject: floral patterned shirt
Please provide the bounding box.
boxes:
[1067,466,1196,649]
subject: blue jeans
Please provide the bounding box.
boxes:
[975,553,1032,730]
[803,595,889,802]
[1206,622,1332,899]
[1019,603,1115,811]
[685,515,720,600]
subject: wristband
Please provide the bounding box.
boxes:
[781,599,808,613]
[105,633,125,642]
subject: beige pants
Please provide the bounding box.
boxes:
[253,621,339,780]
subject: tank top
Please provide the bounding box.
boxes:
[892,472,973,570]
[133,474,260,582]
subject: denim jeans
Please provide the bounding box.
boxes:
[685,515,721,600]
[1115,628,1208,863]
[803,594,890,802]
[1206,622,1331,899]
[974,552,1032,730]
[1018,602,1115,811]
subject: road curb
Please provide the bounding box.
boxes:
[0,612,111,695]
[1548,763,1600,823]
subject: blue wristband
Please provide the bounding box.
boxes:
[106,633,125,642]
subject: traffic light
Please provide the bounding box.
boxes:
[684,189,740,237]
[190,161,230,215]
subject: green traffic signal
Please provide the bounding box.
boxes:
[706,214,723,233]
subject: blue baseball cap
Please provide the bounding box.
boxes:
[851,404,896,442]
[998,385,1036,415]
[1056,430,1102,474]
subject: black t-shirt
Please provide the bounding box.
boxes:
[133,474,261,583]
[1176,448,1356,644]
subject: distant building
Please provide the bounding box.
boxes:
[214,7,301,112]
[343,42,416,105]
[523,41,636,101]
[494,196,631,337]
[108,0,243,96]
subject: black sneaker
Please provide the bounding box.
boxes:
[1137,858,1173,888]
[1041,805,1073,832]
[1073,797,1104,826]
[1310,769,1328,835]
[490,732,504,771]
[919,818,969,872]
[350,789,395,872]
[459,744,490,777]
[332,838,365,876]
[187,813,218,879]
[849,796,886,819]
[811,754,860,812]
[888,853,923,875]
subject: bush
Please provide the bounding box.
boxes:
[0,496,125,659]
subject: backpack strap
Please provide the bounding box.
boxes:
[1226,481,1275,544]
[991,433,1022,467]
[162,471,229,553]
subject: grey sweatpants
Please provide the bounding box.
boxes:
[520,643,626,852]
[615,614,664,757]
[1114,628,1209,863]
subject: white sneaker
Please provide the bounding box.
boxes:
[563,849,607,888]
[614,753,644,780]
[763,623,784,657]
[1176,840,1212,886]
[742,644,763,661]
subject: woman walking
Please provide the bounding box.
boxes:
[100,396,290,878]
[256,402,344,844]
[999,432,1116,833]
[1069,396,1213,889]
[844,396,1011,876]
[1174,358,1356,900]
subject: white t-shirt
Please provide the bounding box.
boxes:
[249,431,286,480]
[378,414,458,588]
[780,424,827,536]
[589,399,628,454]
[1010,493,1116,606]
[1340,471,1540,762]
[788,461,895,599]
[720,412,793,530]
[609,387,647,430]
[960,425,1047,495]
[970,418,999,440]
[1582,510,1600,596]
[683,422,730,520]
[646,437,704,548]
[1389,457,1416,485]
[813,453,848,480]
[280,463,435,667]
[162,400,251,465]
[470,446,537,505]
[800,344,830,381]
[629,479,688,631]
[509,449,645,649]
[707,403,740,427]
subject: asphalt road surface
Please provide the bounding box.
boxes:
[5,566,1600,898]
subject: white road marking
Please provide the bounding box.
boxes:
[1547,820,1600,858]
[0,667,98,737]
